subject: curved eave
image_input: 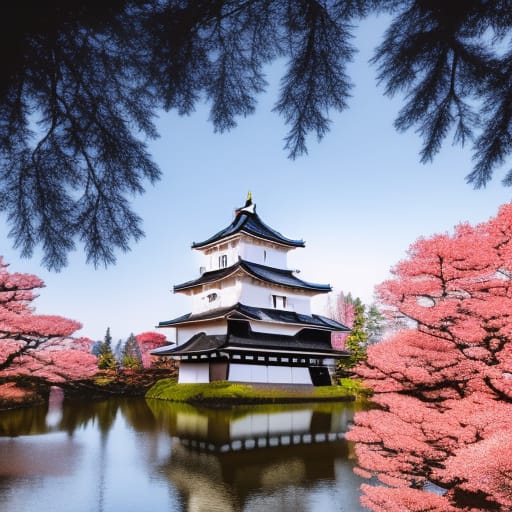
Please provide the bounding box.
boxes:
[191,212,305,250]
[227,309,347,332]
[173,265,242,292]
[158,314,226,328]
[241,261,331,293]
[174,260,331,294]
[150,343,177,355]
[151,332,226,356]
[157,305,234,327]
[157,303,350,332]
[193,230,303,252]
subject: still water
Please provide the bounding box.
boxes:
[0,394,369,512]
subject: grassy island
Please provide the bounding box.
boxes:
[146,378,369,406]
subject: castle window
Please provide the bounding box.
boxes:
[207,293,218,303]
[219,254,228,268]
[272,295,287,309]
[264,250,267,262]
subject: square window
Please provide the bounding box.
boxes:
[272,294,287,309]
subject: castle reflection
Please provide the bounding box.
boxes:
[0,396,367,512]
[147,401,360,512]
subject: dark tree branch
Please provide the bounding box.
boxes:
[2,1,512,268]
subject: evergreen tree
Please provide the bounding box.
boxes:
[364,303,385,344]
[97,327,117,370]
[122,333,142,370]
[90,340,102,357]
[338,297,369,373]
[3,2,512,270]
[113,339,124,364]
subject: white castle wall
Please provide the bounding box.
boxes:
[238,281,312,315]
[177,362,312,385]
[191,278,240,314]
[238,239,288,269]
[177,361,319,385]
[200,237,290,272]
[191,278,313,316]
[176,318,303,342]
[178,362,210,383]
[176,320,226,345]
[228,364,312,384]
[203,241,239,271]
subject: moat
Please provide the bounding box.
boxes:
[0,396,369,512]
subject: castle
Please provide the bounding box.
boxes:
[153,194,350,386]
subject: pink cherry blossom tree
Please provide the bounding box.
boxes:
[135,331,168,368]
[347,204,512,511]
[328,291,356,350]
[0,257,97,386]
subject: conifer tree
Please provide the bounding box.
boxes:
[338,298,369,373]
[364,304,385,344]
[97,327,116,370]
[122,333,142,370]
[113,339,124,364]
[4,2,512,270]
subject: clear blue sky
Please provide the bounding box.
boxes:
[1,15,510,343]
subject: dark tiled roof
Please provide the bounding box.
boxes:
[158,302,350,331]
[152,332,226,356]
[237,304,349,330]
[174,260,331,292]
[151,329,349,357]
[174,263,241,292]
[158,305,235,327]
[243,261,331,291]
[191,208,305,249]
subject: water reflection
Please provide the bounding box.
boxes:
[148,401,366,512]
[0,396,368,512]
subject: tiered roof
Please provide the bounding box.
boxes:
[191,196,304,249]
[174,260,331,293]
[158,302,350,331]
[152,323,349,358]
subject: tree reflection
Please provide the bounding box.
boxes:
[0,403,49,436]
[0,398,367,512]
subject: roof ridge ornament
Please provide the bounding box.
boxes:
[192,195,304,249]
[235,191,256,216]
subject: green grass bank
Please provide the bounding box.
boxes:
[146,378,370,407]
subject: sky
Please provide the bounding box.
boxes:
[1,15,511,343]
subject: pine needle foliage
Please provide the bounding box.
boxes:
[339,297,369,372]
[98,327,117,370]
[2,1,512,269]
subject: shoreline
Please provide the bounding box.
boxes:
[153,393,357,409]
[0,376,369,411]
[145,379,369,407]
